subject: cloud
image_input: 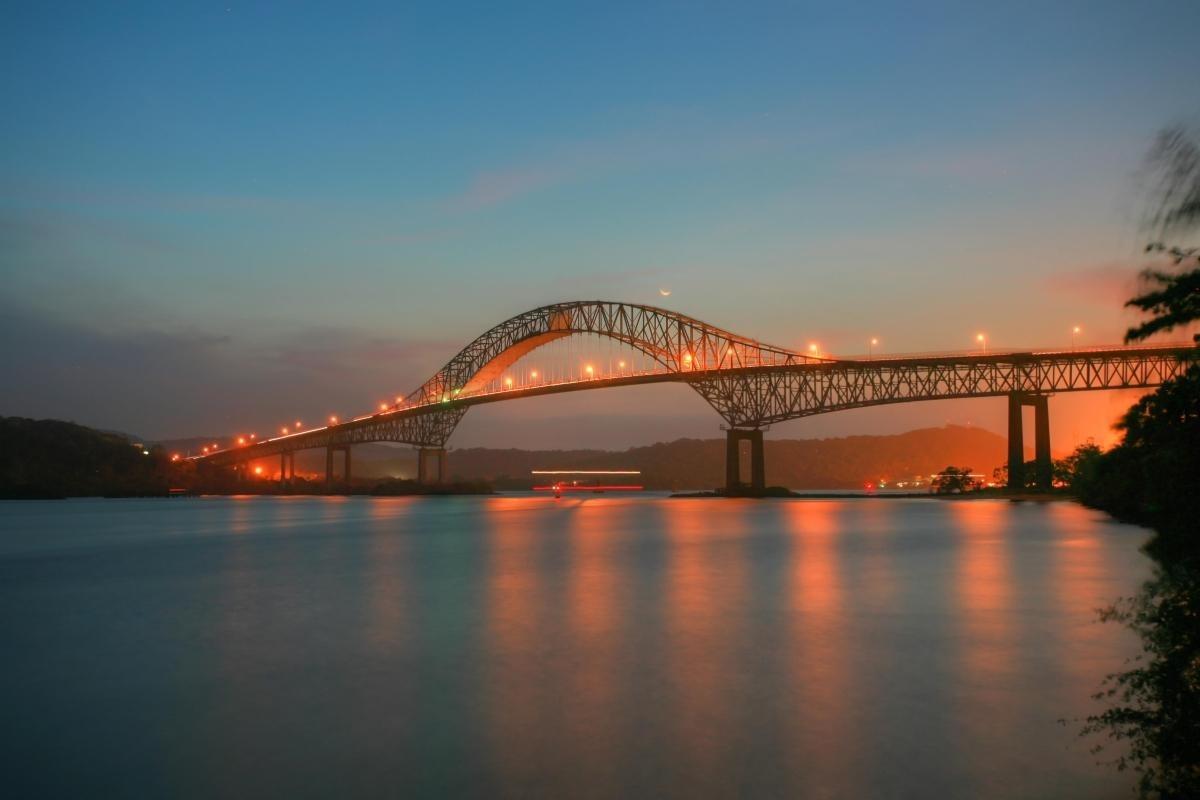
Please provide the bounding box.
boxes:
[447,165,569,211]
[0,300,457,440]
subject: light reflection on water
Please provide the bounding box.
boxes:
[0,496,1150,798]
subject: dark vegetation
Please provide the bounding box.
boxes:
[0,417,493,498]
[1068,124,1200,798]
[0,417,180,498]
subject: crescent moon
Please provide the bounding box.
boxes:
[658,288,672,297]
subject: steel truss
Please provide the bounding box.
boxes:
[689,349,1192,427]
[406,300,818,405]
[196,299,1195,468]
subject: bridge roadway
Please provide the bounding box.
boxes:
[193,300,1196,494]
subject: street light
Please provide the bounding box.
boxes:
[869,337,878,360]
[329,415,338,425]
[584,364,594,378]
[808,343,819,357]
[976,333,987,354]
[1072,325,1081,349]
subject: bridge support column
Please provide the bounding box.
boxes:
[325,446,352,485]
[1032,395,1052,492]
[418,448,447,485]
[1007,394,1025,491]
[280,451,295,486]
[1007,393,1052,492]
[725,429,765,495]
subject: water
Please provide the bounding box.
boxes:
[0,495,1151,798]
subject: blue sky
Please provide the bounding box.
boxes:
[2,1,1198,445]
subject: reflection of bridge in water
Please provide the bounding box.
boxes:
[195,301,1196,494]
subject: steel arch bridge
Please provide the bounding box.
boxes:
[195,300,1196,493]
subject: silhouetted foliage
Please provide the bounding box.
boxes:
[0,417,182,498]
[1073,125,1200,797]
[1056,442,1104,490]
[1080,553,1200,799]
[931,466,975,494]
[1144,126,1200,236]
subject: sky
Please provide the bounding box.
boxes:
[2,1,1199,450]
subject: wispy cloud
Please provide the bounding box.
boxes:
[447,165,570,212]
[440,114,797,213]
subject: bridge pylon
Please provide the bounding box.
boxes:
[1007,393,1052,491]
[725,428,765,495]
[325,445,352,485]
[279,451,295,487]
[418,448,447,485]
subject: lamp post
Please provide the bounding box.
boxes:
[976,333,987,354]
[1072,325,1081,350]
[869,337,878,360]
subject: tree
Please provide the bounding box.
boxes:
[932,466,975,494]
[1055,441,1104,490]
[1077,124,1200,798]
[1126,125,1200,344]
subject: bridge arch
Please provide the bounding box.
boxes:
[402,301,817,407]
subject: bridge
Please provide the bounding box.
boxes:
[194,300,1195,494]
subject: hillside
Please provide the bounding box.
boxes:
[444,425,1008,489]
[0,417,175,498]
[256,424,1010,490]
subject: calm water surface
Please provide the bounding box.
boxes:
[0,496,1151,798]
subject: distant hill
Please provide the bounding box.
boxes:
[0,417,174,498]
[263,424,1011,490]
[3,417,1011,495]
[444,425,1009,490]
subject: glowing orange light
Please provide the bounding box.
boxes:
[1072,326,1081,334]
[202,446,209,453]
[618,360,626,369]
[682,352,693,364]
[281,426,289,435]
[584,364,594,376]
[250,433,256,440]
[237,437,246,445]
[211,443,218,449]
[809,343,819,354]
[171,453,180,461]
[379,402,388,411]
[254,466,264,475]
[504,377,513,387]
[294,421,301,429]
[871,337,879,346]
[976,333,985,342]
[396,396,403,403]
[530,370,538,379]
[329,415,338,424]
